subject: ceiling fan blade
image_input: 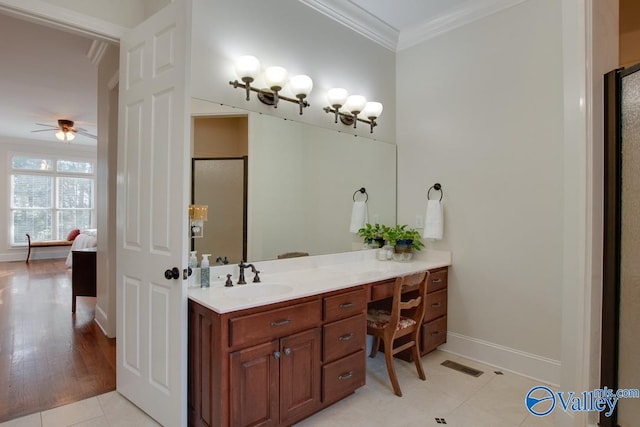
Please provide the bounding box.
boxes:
[34,123,58,128]
[31,129,56,133]
[76,130,97,139]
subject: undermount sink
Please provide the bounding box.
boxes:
[222,283,293,300]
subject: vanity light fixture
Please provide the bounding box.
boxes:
[323,89,383,133]
[229,55,313,115]
[189,204,208,239]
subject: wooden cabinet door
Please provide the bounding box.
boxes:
[279,328,322,426]
[230,340,279,427]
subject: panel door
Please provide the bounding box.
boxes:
[230,340,279,427]
[116,1,191,425]
[279,328,322,426]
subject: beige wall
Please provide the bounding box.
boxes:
[397,0,564,383]
[95,44,119,337]
[192,116,248,158]
[190,0,396,143]
[620,0,640,66]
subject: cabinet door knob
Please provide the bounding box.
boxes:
[284,347,292,356]
[273,351,281,359]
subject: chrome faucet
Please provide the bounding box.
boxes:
[237,261,261,284]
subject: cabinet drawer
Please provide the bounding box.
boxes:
[323,288,366,322]
[427,268,448,293]
[369,279,397,301]
[322,349,366,404]
[422,315,447,354]
[424,289,447,322]
[229,300,322,347]
[322,313,365,363]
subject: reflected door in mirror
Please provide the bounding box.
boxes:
[192,158,247,263]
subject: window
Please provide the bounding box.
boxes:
[10,154,95,245]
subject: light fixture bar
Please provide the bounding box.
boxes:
[322,107,378,133]
[229,80,310,114]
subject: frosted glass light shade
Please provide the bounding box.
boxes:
[327,88,348,107]
[56,131,74,141]
[344,95,367,114]
[234,55,261,81]
[362,102,383,119]
[264,66,288,91]
[289,75,313,97]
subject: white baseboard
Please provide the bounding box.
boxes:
[0,248,68,262]
[440,331,561,387]
[95,304,108,336]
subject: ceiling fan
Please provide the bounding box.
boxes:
[32,119,97,142]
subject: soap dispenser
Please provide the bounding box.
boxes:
[188,251,198,286]
[200,254,211,288]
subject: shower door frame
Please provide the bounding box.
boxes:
[601,62,640,427]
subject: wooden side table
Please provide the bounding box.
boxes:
[72,247,97,313]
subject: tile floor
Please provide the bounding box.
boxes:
[0,350,554,427]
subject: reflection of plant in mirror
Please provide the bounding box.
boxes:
[382,224,424,251]
[357,223,388,247]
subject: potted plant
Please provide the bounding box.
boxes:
[383,224,424,261]
[357,223,387,248]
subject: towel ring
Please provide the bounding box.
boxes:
[427,183,443,201]
[353,187,368,202]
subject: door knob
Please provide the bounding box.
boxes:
[164,267,180,280]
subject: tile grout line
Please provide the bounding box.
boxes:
[444,372,499,415]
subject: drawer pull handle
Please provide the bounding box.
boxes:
[270,319,291,327]
[432,278,442,284]
[339,302,355,309]
[338,371,354,380]
[338,333,354,341]
[431,302,441,308]
[431,331,440,336]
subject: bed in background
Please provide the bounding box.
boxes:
[65,229,97,267]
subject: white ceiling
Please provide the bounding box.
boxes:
[0,12,99,146]
[0,0,524,147]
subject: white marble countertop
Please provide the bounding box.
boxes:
[188,249,452,314]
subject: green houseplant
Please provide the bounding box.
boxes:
[383,224,424,261]
[357,223,387,248]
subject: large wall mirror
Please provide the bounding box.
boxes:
[191,98,397,263]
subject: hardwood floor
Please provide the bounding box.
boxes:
[0,259,116,423]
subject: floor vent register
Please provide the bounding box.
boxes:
[440,360,484,377]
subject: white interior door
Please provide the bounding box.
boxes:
[116,1,191,426]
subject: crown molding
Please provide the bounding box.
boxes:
[397,0,528,50]
[0,0,126,42]
[301,0,528,52]
[87,39,109,65]
[299,0,398,51]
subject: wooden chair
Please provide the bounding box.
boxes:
[366,270,430,396]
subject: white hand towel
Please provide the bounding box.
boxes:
[349,201,368,233]
[423,200,443,240]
